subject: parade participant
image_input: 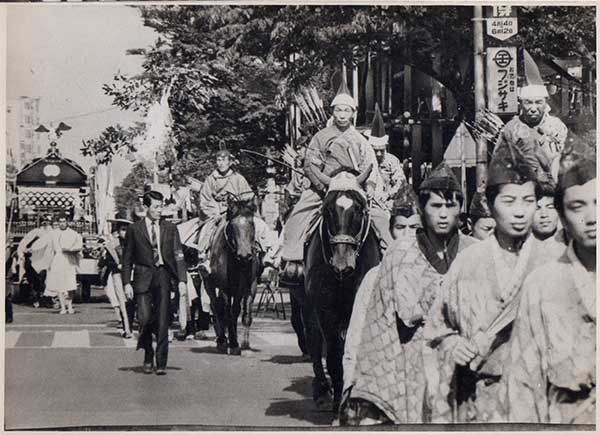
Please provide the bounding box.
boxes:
[389,183,422,241]
[340,164,476,425]
[281,79,386,268]
[532,179,559,241]
[506,138,596,423]
[17,214,53,307]
[424,144,561,423]
[468,191,496,240]
[196,146,270,274]
[122,191,187,375]
[44,212,83,315]
[364,103,407,212]
[98,211,134,339]
[493,51,568,184]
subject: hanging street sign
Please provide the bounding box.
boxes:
[486,46,518,114]
[486,6,518,41]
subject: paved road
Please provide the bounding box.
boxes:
[5,295,335,430]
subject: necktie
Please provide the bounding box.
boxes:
[151,222,160,266]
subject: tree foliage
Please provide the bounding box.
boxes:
[113,163,150,213]
[98,5,595,185]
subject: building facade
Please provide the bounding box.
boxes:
[6,97,43,170]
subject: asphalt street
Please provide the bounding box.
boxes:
[5,288,335,430]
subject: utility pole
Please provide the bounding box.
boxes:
[473,6,487,190]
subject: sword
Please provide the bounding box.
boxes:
[240,149,305,176]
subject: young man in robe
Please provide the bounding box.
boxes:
[340,164,476,425]
[423,145,562,423]
[506,138,595,424]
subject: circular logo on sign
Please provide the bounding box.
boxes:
[493,49,513,68]
[43,164,61,177]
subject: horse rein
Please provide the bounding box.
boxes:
[320,208,371,267]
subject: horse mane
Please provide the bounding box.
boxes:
[227,198,256,220]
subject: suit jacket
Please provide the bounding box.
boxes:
[122,219,187,294]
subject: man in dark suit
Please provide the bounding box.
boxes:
[123,191,187,375]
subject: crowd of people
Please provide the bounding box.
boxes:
[7,68,595,425]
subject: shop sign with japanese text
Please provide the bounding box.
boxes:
[486,6,518,41]
[487,46,518,114]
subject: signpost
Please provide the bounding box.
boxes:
[486,47,518,114]
[486,6,518,41]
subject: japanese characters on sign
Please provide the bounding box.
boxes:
[486,5,518,41]
[486,47,518,114]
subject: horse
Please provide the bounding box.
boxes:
[283,164,382,412]
[202,194,262,356]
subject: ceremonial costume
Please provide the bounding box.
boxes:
[493,51,568,183]
[282,87,387,262]
[506,244,595,423]
[341,165,475,424]
[505,134,596,424]
[45,227,83,297]
[196,166,271,255]
[423,143,562,423]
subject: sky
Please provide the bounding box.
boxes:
[7,5,158,185]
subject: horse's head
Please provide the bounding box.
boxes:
[313,164,372,279]
[224,193,257,264]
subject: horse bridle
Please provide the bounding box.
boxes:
[320,207,371,266]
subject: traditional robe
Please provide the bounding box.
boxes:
[198,169,253,220]
[494,113,568,182]
[282,124,384,261]
[506,242,596,424]
[424,234,561,423]
[341,231,476,424]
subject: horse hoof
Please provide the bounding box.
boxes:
[240,341,250,350]
[229,347,242,356]
[217,343,228,354]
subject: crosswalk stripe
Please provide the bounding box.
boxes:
[5,331,21,348]
[51,330,90,348]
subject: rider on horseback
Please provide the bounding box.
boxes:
[280,78,390,277]
[196,146,272,274]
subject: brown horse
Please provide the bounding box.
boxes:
[202,195,261,355]
[290,164,382,413]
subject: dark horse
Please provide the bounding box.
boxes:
[286,164,382,412]
[203,195,261,355]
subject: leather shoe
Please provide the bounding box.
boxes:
[155,367,167,375]
[142,362,154,374]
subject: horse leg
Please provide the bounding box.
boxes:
[304,304,332,409]
[240,292,254,350]
[319,307,345,414]
[228,296,242,356]
[211,289,228,353]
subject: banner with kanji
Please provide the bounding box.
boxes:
[486,47,518,114]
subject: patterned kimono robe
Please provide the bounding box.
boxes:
[341,231,475,424]
[281,124,382,261]
[424,235,560,423]
[506,242,596,424]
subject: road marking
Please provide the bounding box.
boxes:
[51,330,91,348]
[5,331,21,348]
